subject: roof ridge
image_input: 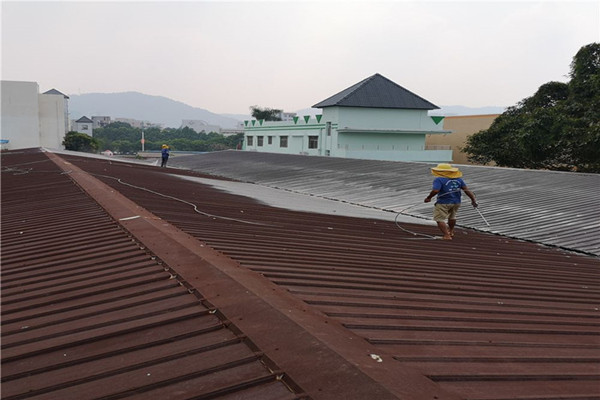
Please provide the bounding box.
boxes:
[335,73,380,105]
[313,73,438,110]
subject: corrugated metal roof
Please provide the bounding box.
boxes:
[0,150,307,399]
[169,151,600,256]
[313,73,439,110]
[3,149,599,400]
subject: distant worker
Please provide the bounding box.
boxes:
[424,163,477,240]
[161,144,170,168]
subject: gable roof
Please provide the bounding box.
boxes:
[75,116,93,123]
[313,73,439,110]
[43,88,69,99]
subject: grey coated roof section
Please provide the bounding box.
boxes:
[312,73,439,110]
[170,151,600,256]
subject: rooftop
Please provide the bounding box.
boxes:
[313,73,439,110]
[2,148,599,399]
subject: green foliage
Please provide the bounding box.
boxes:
[92,123,243,154]
[63,131,100,153]
[464,43,600,172]
[250,105,282,121]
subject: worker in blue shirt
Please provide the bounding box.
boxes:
[161,144,170,168]
[424,163,477,240]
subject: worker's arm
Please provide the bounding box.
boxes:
[424,189,439,203]
[463,186,478,207]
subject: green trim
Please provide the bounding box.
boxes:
[315,115,322,123]
[246,126,328,132]
[259,119,264,126]
[431,116,445,125]
[293,116,299,124]
[244,120,248,126]
[303,115,310,123]
[251,120,256,126]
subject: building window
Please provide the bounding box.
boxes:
[82,125,88,130]
[247,136,253,146]
[280,136,288,148]
[268,136,273,145]
[308,136,318,149]
[257,136,264,146]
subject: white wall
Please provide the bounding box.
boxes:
[39,93,66,149]
[1,81,40,150]
[1,81,67,150]
[73,121,92,136]
[336,107,442,131]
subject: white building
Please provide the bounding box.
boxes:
[92,116,111,129]
[278,112,297,122]
[43,88,70,133]
[244,74,452,163]
[113,118,162,129]
[180,119,221,134]
[1,81,68,150]
[73,116,93,136]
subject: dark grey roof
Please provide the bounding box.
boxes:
[43,88,69,99]
[170,151,600,257]
[75,116,93,123]
[313,73,439,110]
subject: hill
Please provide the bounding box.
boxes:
[295,105,506,117]
[69,92,506,129]
[69,92,244,129]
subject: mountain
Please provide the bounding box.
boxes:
[69,92,506,129]
[296,105,506,117]
[68,92,244,129]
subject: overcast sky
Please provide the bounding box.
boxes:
[2,1,599,115]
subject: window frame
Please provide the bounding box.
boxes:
[280,136,288,148]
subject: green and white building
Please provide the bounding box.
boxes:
[243,73,452,162]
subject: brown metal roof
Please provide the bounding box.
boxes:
[1,150,307,399]
[3,149,599,400]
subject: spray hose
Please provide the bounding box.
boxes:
[394,189,489,239]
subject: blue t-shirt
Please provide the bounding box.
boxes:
[432,177,466,204]
[161,148,170,158]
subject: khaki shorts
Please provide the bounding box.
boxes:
[433,203,460,222]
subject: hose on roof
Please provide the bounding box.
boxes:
[393,190,489,240]
[2,160,274,227]
[87,171,277,227]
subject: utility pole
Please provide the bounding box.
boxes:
[141,122,145,152]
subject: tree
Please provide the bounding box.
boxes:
[91,122,244,153]
[463,43,600,172]
[250,105,282,121]
[62,131,100,153]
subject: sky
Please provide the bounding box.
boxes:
[2,1,599,115]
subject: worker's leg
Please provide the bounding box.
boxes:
[436,221,452,240]
[448,219,456,237]
[433,204,453,240]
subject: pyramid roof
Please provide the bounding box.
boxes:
[313,73,439,110]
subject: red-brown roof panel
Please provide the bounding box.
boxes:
[55,152,599,400]
[3,149,599,400]
[1,150,308,400]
